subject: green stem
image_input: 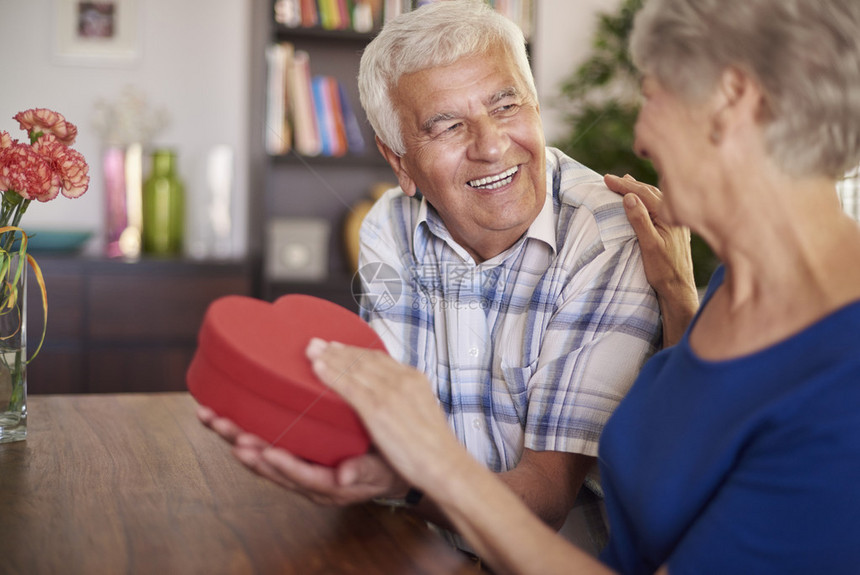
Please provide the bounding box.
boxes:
[0,196,30,255]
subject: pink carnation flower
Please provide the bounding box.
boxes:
[0,142,62,202]
[0,131,12,149]
[33,135,90,199]
[14,108,78,146]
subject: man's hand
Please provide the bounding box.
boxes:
[197,405,408,506]
[306,340,466,491]
[605,173,700,346]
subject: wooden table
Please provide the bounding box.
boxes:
[0,393,478,574]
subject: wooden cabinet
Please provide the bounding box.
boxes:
[26,257,253,395]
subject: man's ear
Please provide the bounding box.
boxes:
[376,136,418,197]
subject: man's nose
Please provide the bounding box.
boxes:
[467,116,508,161]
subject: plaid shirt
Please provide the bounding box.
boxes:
[358,147,660,474]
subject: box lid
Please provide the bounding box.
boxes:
[187,294,386,465]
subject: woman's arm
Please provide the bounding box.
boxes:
[306,339,615,575]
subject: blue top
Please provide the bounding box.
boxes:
[599,266,860,574]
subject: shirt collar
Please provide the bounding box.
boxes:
[412,181,558,264]
[523,188,556,255]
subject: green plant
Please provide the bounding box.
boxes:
[552,0,717,286]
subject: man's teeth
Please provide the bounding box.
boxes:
[468,166,518,190]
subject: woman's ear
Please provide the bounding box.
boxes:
[376,136,418,197]
[718,67,747,108]
[710,67,764,145]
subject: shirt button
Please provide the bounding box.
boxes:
[472,418,481,429]
[468,346,479,357]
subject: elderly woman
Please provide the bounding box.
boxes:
[304,0,860,573]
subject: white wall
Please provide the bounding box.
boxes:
[0,0,251,257]
[533,0,624,144]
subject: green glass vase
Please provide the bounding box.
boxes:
[142,149,185,256]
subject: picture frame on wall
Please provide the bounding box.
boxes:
[53,0,140,66]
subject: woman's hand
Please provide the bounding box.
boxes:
[196,405,408,506]
[604,173,700,346]
[306,340,619,575]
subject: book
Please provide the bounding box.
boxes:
[319,0,342,30]
[300,0,319,27]
[312,76,349,157]
[290,50,322,156]
[336,0,353,31]
[337,82,366,154]
[352,0,374,32]
[264,43,292,155]
[312,76,335,155]
[383,0,404,22]
[274,0,301,27]
[353,0,383,31]
[326,77,349,156]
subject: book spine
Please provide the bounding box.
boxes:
[337,0,352,31]
[337,82,366,154]
[274,0,302,27]
[352,0,374,33]
[265,43,290,155]
[383,0,402,22]
[291,51,322,156]
[319,0,337,30]
[312,76,334,156]
[300,0,319,27]
[326,77,349,157]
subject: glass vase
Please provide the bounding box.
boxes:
[103,146,130,258]
[0,254,27,443]
[142,148,185,256]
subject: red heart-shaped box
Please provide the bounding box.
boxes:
[187,294,385,466]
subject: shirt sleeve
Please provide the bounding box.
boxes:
[356,190,431,371]
[524,231,661,457]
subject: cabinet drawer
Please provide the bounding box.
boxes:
[27,268,85,341]
[86,346,196,393]
[87,273,250,340]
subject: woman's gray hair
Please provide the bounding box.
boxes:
[630,0,860,179]
[358,0,536,157]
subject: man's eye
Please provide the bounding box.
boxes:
[432,122,462,136]
[495,104,518,115]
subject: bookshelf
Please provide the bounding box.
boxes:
[251,0,535,308]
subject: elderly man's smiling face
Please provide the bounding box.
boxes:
[379,45,546,262]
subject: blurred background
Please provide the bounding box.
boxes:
[0,0,640,395]
[0,0,623,262]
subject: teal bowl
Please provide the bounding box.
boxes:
[12,230,93,254]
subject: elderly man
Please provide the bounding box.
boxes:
[200,0,661,558]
